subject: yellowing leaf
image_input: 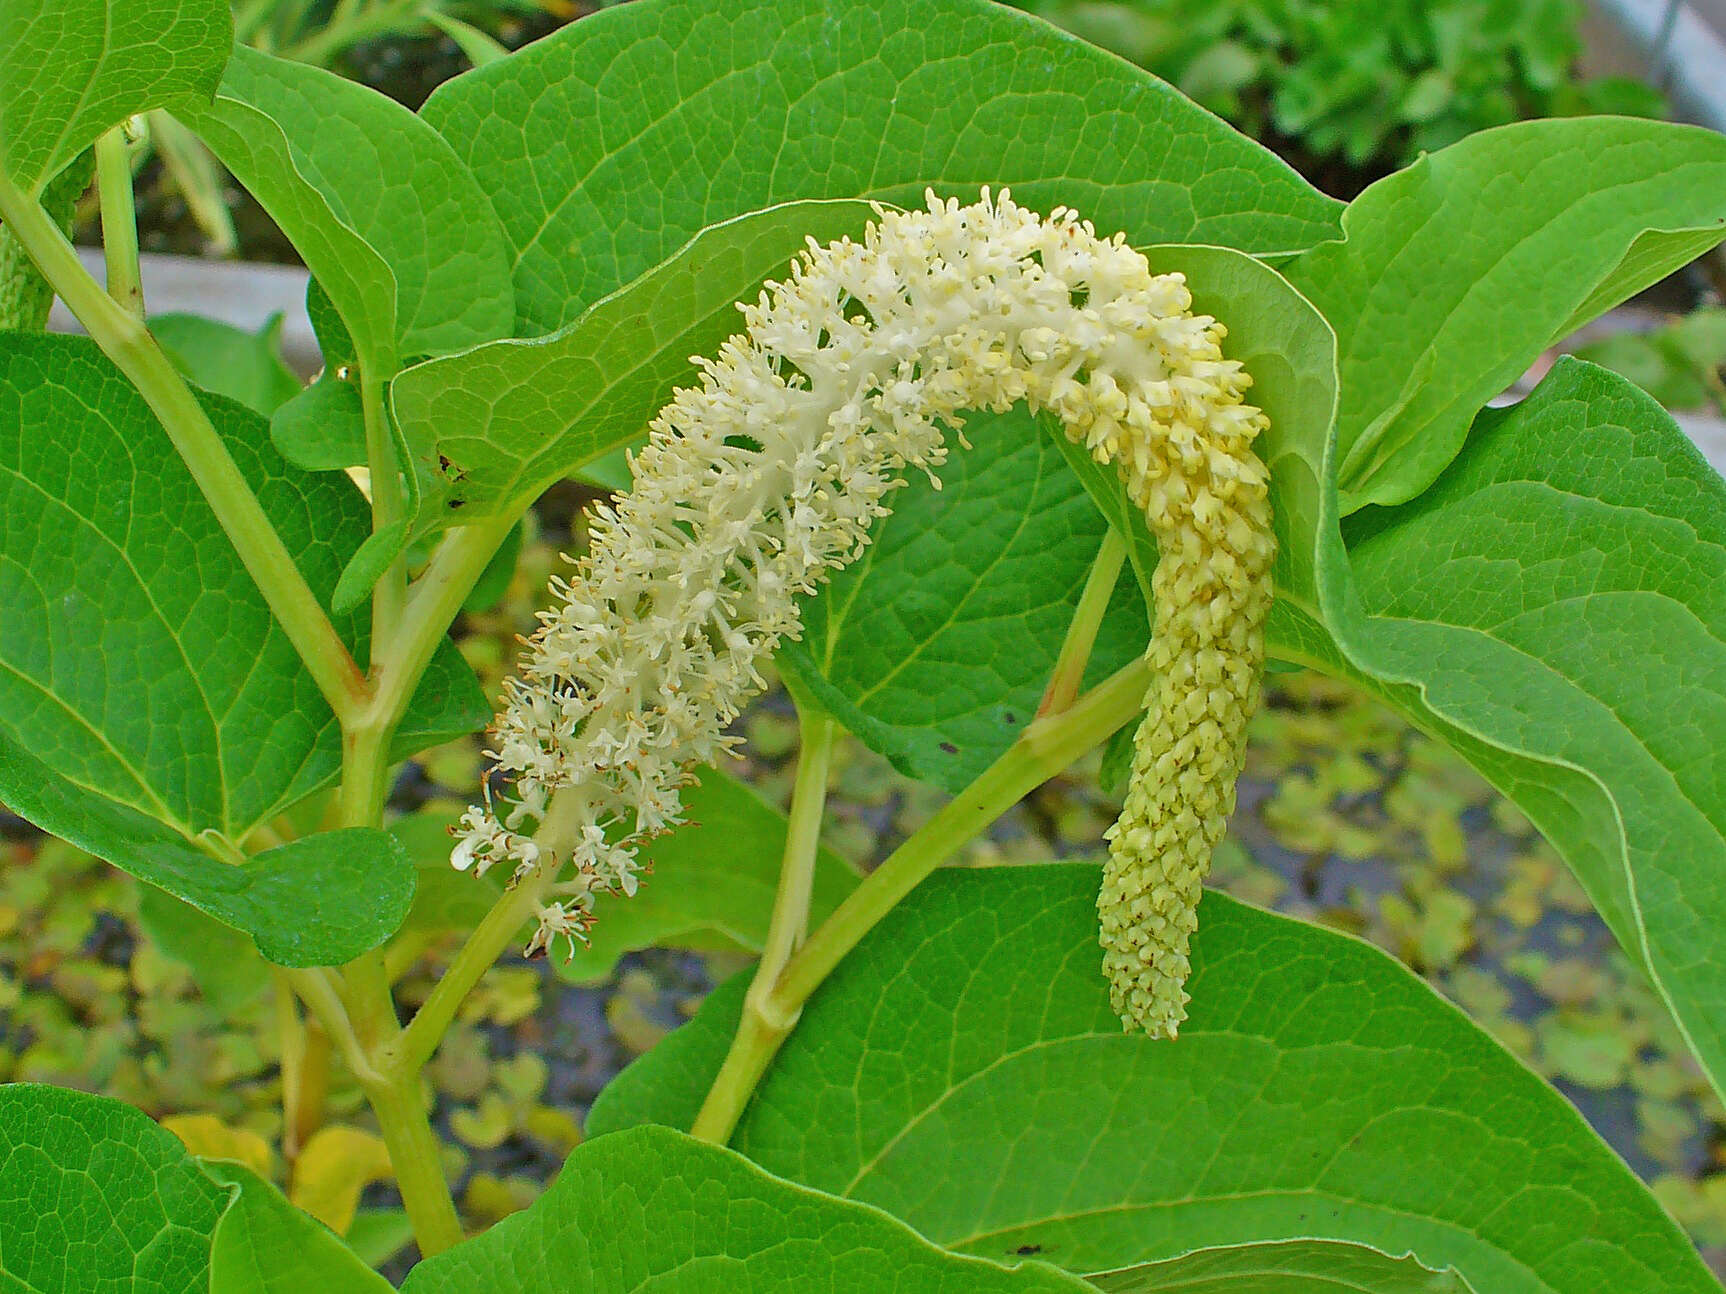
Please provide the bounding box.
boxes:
[163,1113,274,1179]
[290,1125,392,1235]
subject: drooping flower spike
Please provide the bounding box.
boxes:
[455,190,1275,1039]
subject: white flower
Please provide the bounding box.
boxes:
[458,191,1273,1035]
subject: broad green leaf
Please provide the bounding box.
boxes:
[783,414,1150,793]
[137,882,269,1013]
[590,867,1714,1293]
[559,766,860,983]
[1294,359,1726,1104]
[1283,118,1726,512]
[0,0,230,194]
[398,1124,1089,1293]
[389,200,878,522]
[0,1083,226,1291]
[0,333,484,962]
[270,278,367,472]
[202,1161,392,1294]
[195,45,512,361]
[1090,1240,1474,1292]
[152,312,303,416]
[421,0,1342,335]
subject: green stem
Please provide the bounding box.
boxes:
[388,789,582,1075]
[770,657,1149,1019]
[93,126,143,320]
[327,689,468,1254]
[363,514,516,732]
[686,659,1149,1143]
[148,112,236,257]
[360,366,406,643]
[285,968,380,1085]
[1038,529,1126,718]
[365,1072,464,1255]
[692,708,836,1143]
[0,167,367,718]
[0,152,90,332]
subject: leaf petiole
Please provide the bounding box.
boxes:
[0,164,367,719]
[93,124,144,320]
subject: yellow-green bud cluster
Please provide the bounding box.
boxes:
[459,191,1273,1010]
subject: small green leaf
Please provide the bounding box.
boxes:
[558,766,860,983]
[0,1083,227,1291]
[1091,1240,1475,1292]
[202,1161,393,1293]
[783,415,1149,792]
[331,520,409,616]
[0,0,231,193]
[390,200,878,522]
[421,0,1342,335]
[239,829,413,968]
[152,312,303,416]
[398,1124,1090,1292]
[271,372,366,471]
[591,868,1714,1293]
[0,333,481,964]
[426,13,510,68]
[1284,117,1726,511]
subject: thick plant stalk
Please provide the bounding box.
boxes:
[0,153,92,332]
[463,192,1274,1037]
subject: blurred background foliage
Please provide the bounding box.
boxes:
[1007,0,1663,185]
[5,0,1724,1277]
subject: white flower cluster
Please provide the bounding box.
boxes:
[456,191,1273,1035]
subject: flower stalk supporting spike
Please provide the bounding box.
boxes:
[464,191,1273,1040]
[1039,527,1129,719]
[692,705,836,1142]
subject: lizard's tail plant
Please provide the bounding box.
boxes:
[459,190,1275,1039]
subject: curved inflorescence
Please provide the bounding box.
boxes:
[454,191,1274,1037]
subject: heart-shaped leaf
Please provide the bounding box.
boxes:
[0,1083,227,1291]
[421,0,1343,336]
[0,333,484,964]
[399,1124,1090,1292]
[0,0,230,194]
[591,867,1715,1293]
